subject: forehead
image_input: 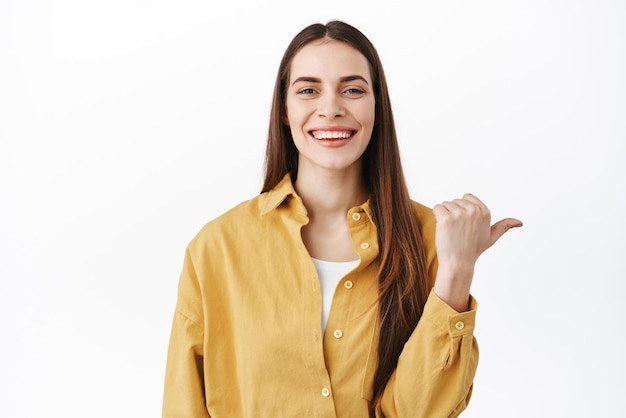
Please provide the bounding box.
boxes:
[289,39,372,83]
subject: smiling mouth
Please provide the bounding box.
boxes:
[310,130,355,140]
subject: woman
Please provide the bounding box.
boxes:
[163,20,522,417]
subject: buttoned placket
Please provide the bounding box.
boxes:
[324,207,365,343]
[293,198,379,417]
[325,206,375,360]
[279,195,337,417]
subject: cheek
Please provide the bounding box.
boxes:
[285,105,311,129]
[284,99,298,125]
[359,110,376,131]
[356,99,376,123]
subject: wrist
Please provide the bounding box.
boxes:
[433,264,474,312]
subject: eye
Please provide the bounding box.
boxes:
[297,88,317,95]
[344,87,365,95]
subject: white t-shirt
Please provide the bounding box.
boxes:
[311,258,359,335]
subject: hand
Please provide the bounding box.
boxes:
[432,193,522,311]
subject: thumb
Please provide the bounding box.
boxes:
[489,218,523,248]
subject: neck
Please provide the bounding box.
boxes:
[294,165,369,219]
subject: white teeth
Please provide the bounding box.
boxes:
[313,131,353,140]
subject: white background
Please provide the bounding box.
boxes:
[1,1,624,417]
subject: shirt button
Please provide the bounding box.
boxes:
[333,329,343,339]
[360,242,370,249]
[352,212,361,221]
[321,387,331,397]
[344,280,353,289]
[455,321,465,330]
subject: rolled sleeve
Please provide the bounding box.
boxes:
[377,290,479,418]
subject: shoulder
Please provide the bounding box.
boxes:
[188,193,267,250]
[186,174,297,253]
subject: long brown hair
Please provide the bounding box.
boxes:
[262,21,430,412]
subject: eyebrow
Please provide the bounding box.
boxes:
[291,75,369,86]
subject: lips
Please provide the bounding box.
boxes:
[310,130,355,140]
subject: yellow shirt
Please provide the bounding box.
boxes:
[163,174,478,417]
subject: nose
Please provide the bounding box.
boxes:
[318,92,345,119]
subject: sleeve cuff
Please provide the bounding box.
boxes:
[423,289,477,337]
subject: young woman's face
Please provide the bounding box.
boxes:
[285,39,375,175]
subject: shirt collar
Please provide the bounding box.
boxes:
[259,173,374,224]
[260,173,299,216]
